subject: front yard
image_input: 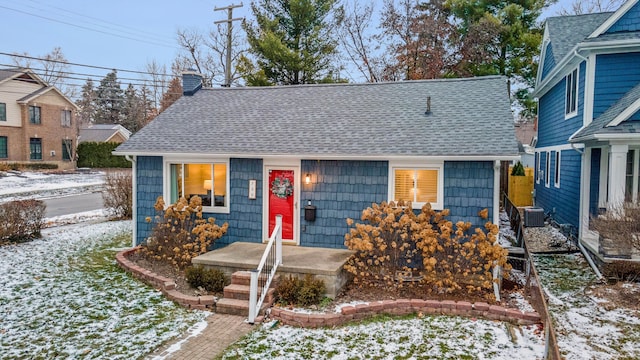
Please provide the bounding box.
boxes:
[0,221,205,359]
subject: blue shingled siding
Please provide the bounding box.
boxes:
[134,158,498,248]
[299,160,388,248]
[534,150,581,230]
[204,158,264,248]
[443,161,494,232]
[589,148,601,216]
[537,62,586,148]
[541,42,556,81]
[135,156,163,244]
[594,52,640,118]
[606,2,640,33]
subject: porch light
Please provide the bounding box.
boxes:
[305,173,311,185]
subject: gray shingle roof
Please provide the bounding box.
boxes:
[0,68,18,82]
[571,82,640,141]
[115,76,518,158]
[546,12,612,65]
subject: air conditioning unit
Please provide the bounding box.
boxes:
[50,150,56,156]
[524,207,545,227]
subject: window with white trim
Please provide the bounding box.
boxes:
[166,161,229,213]
[390,163,444,209]
[565,68,578,117]
[545,151,551,187]
[554,151,561,188]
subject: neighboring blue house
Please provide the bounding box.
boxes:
[533,0,640,252]
[114,74,519,249]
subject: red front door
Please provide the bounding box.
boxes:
[268,169,295,242]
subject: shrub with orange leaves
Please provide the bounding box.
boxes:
[140,196,229,269]
[344,202,510,300]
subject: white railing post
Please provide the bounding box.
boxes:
[248,269,259,323]
[275,215,283,266]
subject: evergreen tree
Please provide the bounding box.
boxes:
[446,0,549,118]
[94,70,124,124]
[77,78,97,125]
[242,0,340,85]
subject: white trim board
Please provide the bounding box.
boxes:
[588,0,639,38]
[535,143,584,152]
[607,96,640,127]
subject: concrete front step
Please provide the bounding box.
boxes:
[230,271,281,287]
[216,297,271,317]
[215,271,279,317]
[223,284,275,302]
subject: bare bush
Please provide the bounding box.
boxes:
[0,200,46,244]
[591,203,640,253]
[102,170,132,219]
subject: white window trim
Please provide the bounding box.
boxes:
[388,161,444,210]
[554,151,561,188]
[163,158,231,214]
[545,151,551,188]
[565,67,579,119]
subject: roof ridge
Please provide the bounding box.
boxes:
[199,75,505,91]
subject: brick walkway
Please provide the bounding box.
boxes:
[145,313,253,360]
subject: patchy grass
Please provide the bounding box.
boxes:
[534,254,640,360]
[218,314,544,360]
[0,221,205,359]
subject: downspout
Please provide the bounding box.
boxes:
[125,155,137,248]
[573,50,588,62]
[572,143,604,280]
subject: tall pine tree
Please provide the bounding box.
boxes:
[241,0,340,85]
[94,70,124,124]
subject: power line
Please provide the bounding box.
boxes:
[0,4,176,49]
[0,52,174,77]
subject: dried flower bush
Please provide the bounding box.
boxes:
[102,170,132,219]
[141,196,228,269]
[344,201,510,300]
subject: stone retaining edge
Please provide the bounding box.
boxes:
[116,248,214,311]
[269,299,542,329]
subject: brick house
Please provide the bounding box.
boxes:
[0,68,79,170]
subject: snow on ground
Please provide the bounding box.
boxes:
[0,170,104,203]
[534,254,640,359]
[0,221,205,359]
[43,209,110,228]
[221,314,545,359]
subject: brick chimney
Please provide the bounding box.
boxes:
[182,70,203,96]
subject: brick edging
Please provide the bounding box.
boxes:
[269,299,542,328]
[115,248,214,311]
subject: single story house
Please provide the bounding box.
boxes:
[79,123,131,144]
[114,73,519,248]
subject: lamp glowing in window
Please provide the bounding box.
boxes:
[203,180,212,191]
[305,173,311,185]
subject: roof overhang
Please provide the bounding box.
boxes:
[533,39,640,98]
[112,150,521,162]
[16,86,80,111]
[571,132,640,143]
[588,0,639,38]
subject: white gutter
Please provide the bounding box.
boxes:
[112,151,521,162]
[125,155,137,248]
[493,160,501,226]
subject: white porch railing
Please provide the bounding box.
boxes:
[248,215,283,324]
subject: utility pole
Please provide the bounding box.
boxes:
[214,3,243,87]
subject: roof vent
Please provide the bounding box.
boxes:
[425,96,432,115]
